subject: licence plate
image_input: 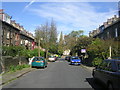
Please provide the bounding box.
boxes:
[36,61,41,63]
[75,63,78,65]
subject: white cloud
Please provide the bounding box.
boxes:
[28,2,117,35]
[23,0,35,12]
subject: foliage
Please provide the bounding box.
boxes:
[2,46,45,58]
[75,36,94,56]
[9,64,30,72]
[49,44,58,54]
[2,46,25,57]
[87,38,109,60]
[35,19,58,58]
[92,57,103,66]
[63,31,120,66]
[64,30,86,55]
[26,48,45,58]
[58,32,64,55]
[68,30,84,37]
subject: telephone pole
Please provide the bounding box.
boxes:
[38,38,43,57]
[38,39,40,57]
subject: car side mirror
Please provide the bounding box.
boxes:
[94,65,98,69]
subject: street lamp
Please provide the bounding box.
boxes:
[38,38,43,57]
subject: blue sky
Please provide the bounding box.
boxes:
[2,2,118,36]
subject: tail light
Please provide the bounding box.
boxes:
[32,60,34,62]
[41,61,44,63]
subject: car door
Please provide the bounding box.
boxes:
[101,60,119,88]
[94,61,105,81]
[116,62,120,89]
[96,60,108,84]
[101,61,114,85]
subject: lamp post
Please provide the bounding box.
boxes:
[108,46,112,59]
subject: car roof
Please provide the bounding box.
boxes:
[34,57,44,58]
[71,56,79,58]
[66,56,71,57]
[104,59,120,62]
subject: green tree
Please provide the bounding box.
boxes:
[35,19,58,58]
[58,31,64,55]
[68,30,84,37]
[64,30,85,55]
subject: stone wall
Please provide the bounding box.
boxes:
[0,56,29,73]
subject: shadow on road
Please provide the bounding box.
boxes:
[68,64,81,66]
[86,78,106,90]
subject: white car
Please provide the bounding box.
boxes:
[48,56,56,62]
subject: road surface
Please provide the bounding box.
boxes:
[2,58,104,89]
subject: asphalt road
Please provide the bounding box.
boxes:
[2,58,104,89]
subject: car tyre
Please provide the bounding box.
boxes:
[32,66,34,68]
[43,66,45,68]
[93,77,98,83]
[107,83,114,90]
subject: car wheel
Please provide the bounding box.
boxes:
[44,65,46,68]
[92,74,98,83]
[93,77,98,83]
[32,66,34,68]
[107,83,114,90]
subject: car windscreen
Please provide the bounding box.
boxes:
[71,57,79,59]
[117,62,120,72]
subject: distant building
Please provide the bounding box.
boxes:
[93,17,120,40]
[89,29,100,37]
[89,15,120,41]
[63,50,70,56]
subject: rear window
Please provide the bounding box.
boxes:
[33,57,44,61]
[72,57,79,59]
[49,56,55,58]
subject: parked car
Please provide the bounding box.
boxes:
[70,56,81,65]
[65,56,71,62]
[92,59,120,90]
[48,56,57,62]
[31,57,47,68]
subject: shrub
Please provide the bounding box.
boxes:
[2,46,45,58]
[9,65,16,72]
[2,46,25,57]
[92,57,103,66]
[26,48,45,58]
[9,64,30,72]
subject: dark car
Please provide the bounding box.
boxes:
[65,56,71,62]
[92,59,120,90]
[70,56,81,65]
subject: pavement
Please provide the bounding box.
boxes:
[81,64,95,71]
[2,59,104,89]
[0,67,35,86]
